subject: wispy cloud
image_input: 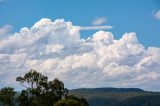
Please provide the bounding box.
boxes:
[92,17,107,25]
[0,25,12,35]
[79,25,113,30]
[154,10,160,20]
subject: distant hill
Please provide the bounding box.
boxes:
[69,87,160,106]
[2,87,160,106]
[71,87,144,93]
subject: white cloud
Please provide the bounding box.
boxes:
[92,17,107,25]
[79,25,113,30]
[92,31,114,44]
[0,25,12,37]
[0,18,160,91]
[154,10,160,20]
[45,44,64,54]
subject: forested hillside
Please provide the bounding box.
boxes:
[70,88,160,106]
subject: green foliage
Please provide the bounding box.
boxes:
[0,87,16,106]
[67,95,89,106]
[16,69,48,89]
[54,99,80,106]
[18,90,28,106]
[16,69,84,106]
[54,95,89,106]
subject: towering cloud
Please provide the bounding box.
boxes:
[0,18,160,91]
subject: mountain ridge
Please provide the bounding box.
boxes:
[69,87,160,106]
[71,87,144,92]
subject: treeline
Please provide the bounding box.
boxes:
[0,69,89,106]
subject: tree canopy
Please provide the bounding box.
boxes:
[0,87,16,106]
[15,69,88,106]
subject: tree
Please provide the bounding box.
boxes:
[49,78,68,102]
[16,69,69,106]
[16,69,48,90]
[16,69,49,105]
[18,90,29,106]
[0,87,16,106]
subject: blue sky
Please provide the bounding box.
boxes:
[0,0,160,47]
[1,0,160,91]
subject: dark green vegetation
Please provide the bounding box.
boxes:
[70,88,160,106]
[0,69,88,106]
[0,87,16,106]
[1,70,160,106]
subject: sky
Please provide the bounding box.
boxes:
[0,0,160,47]
[0,0,160,91]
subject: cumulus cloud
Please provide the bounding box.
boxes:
[0,18,160,91]
[92,17,107,25]
[154,10,160,20]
